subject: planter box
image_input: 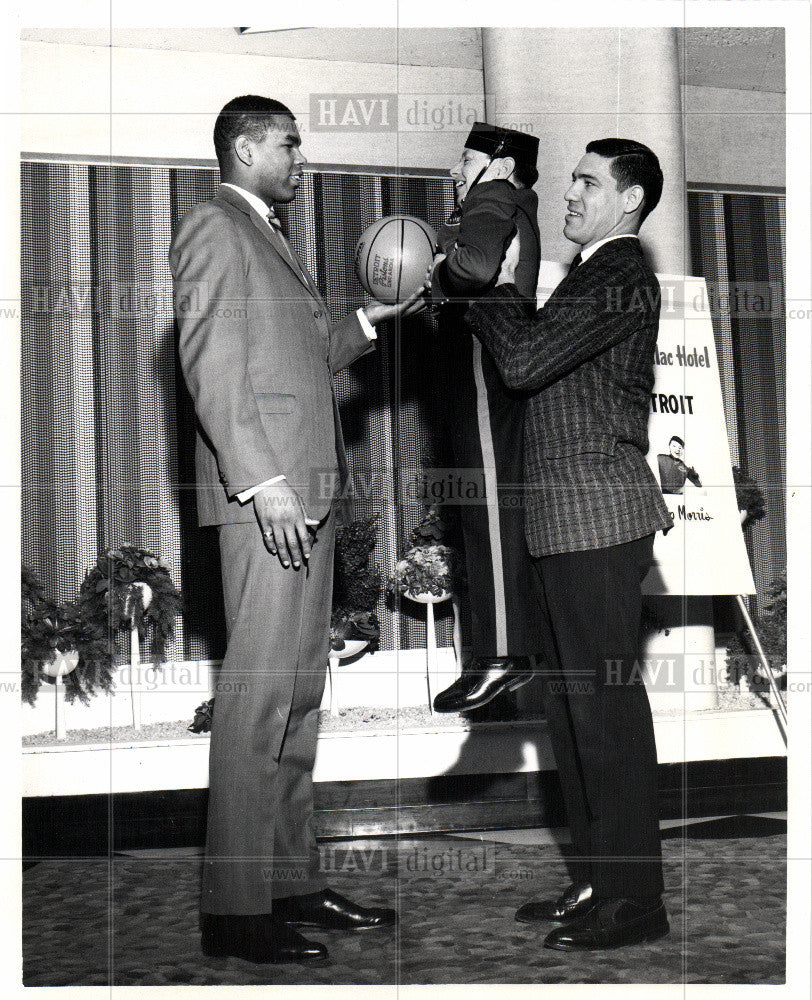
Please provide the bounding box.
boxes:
[22,706,786,798]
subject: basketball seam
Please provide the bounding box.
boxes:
[416,222,435,261]
[366,218,399,302]
[395,218,405,304]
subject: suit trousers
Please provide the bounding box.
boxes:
[200,512,335,915]
[531,533,664,900]
[446,324,544,659]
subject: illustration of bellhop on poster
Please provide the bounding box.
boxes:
[536,264,756,598]
[643,273,755,596]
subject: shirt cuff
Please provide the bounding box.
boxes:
[356,307,378,340]
[236,474,286,504]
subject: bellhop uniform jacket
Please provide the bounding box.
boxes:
[432,179,540,306]
[170,183,372,527]
[466,236,673,557]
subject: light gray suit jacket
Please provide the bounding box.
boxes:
[170,184,372,526]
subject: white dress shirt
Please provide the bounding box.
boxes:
[578,232,639,264]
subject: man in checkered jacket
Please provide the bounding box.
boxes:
[465,139,674,952]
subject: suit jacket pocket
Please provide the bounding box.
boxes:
[540,433,617,460]
[255,391,296,415]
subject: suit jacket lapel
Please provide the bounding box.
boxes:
[248,210,322,299]
[564,237,642,281]
[552,238,642,305]
[214,186,320,299]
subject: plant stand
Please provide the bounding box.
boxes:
[125,581,153,731]
[736,594,787,737]
[405,590,453,713]
[41,651,79,740]
[129,621,142,730]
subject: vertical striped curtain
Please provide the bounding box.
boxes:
[21,161,455,661]
[21,163,785,661]
[688,189,786,613]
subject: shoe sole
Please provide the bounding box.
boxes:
[435,672,535,714]
[516,909,591,924]
[282,919,397,931]
[544,922,670,951]
[461,673,535,712]
[202,940,330,964]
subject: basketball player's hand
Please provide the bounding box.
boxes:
[496,232,521,286]
[253,482,313,569]
[363,283,428,325]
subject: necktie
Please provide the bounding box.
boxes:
[266,210,308,282]
[568,252,583,274]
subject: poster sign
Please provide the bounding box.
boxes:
[537,263,756,597]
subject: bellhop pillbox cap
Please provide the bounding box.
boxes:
[464,121,539,168]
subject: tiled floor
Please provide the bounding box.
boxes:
[21,814,786,987]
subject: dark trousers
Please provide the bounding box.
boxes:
[531,533,664,900]
[447,330,544,658]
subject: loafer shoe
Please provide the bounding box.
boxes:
[543,897,669,951]
[433,656,533,713]
[200,911,328,963]
[431,672,476,713]
[515,882,594,923]
[274,888,397,931]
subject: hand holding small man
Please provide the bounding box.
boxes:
[428,252,447,290]
[253,481,313,569]
[496,231,521,287]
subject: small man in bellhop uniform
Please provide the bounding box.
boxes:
[430,122,546,714]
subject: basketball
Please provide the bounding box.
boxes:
[354,215,437,305]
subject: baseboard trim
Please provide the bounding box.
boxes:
[22,757,787,856]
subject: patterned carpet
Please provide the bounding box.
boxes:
[22,820,785,987]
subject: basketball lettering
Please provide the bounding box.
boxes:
[354,215,437,305]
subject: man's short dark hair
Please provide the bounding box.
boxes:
[669,435,684,447]
[214,95,296,170]
[585,138,663,222]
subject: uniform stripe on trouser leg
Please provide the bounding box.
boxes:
[472,338,508,656]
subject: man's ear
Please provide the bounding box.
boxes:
[234,135,253,167]
[623,184,645,216]
[493,156,515,181]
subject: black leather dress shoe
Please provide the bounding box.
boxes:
[515,882,594,923]
[200,912,328,963]
[273,888,397,931]
[543,897,669,951]
[433,656,533,713]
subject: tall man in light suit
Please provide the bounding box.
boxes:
[465,139,674,950]
[170,95,420,965]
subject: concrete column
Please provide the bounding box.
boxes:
[481,27,687,274]
[483,28,718,711]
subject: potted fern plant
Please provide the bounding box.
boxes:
[77,544,182,728]
[21,566,111,737]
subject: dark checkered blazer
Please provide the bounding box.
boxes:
[466,236,673,557]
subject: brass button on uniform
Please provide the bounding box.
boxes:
[313,309,323,319]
